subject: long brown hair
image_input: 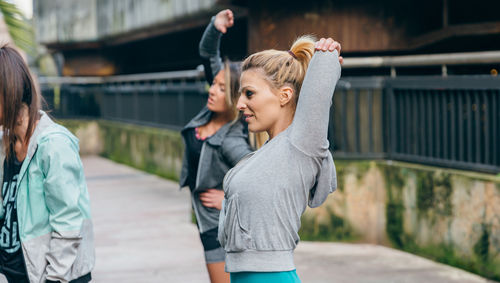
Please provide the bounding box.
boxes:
[0,45,40,159]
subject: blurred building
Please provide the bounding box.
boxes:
[241,0,500,54]
[34,0,500,76]
[34,0,247,75]
[240,0,500,76]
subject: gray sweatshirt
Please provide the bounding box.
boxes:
[218,50,341,272]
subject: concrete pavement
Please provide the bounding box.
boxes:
[84,156,209,282]
[0,156,496,282]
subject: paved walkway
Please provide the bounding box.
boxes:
[1,156,496,282]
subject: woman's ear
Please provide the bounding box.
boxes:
[279,86,294,107]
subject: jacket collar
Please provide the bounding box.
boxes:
[205,122,233,146]
[182,107,244,147]
[182,107,212,133]
[25,111,54,161]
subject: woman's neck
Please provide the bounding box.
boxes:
[210,110,233,127]
[267,108,294,139]
[198,110,233,139]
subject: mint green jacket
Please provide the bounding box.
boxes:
[0,112,95,283]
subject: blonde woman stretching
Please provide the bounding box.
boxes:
[218,37,342,283]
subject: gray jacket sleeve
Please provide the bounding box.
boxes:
[199,16,223,81]
[221,135,253,167]
[289,50,341,157]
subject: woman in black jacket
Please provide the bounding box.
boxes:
[179,9,252,283]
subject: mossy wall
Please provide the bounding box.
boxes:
[61,119,500,280]
[61,119,184,181]
[303,160,500,281]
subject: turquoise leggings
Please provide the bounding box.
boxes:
[230,270,301,283]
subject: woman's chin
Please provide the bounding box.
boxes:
[206,103,215,111]
[206,103,226,113]
[248,123,264,133]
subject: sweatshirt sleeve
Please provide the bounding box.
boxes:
[199,16,223,84]
[289,50,341,157]
[39,134,86,282]
[308,151,337,208]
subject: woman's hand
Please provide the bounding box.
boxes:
[315,38,343,64]
[199,189,225,210]
[214,9,234,34]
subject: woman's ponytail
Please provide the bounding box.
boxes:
[289,35,315,77]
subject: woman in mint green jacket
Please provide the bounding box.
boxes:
[0,46,94,283]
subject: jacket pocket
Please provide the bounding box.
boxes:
[218,194,253,252]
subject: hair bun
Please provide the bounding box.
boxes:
[289,35,316,72]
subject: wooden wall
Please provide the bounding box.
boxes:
[246,0,443,54]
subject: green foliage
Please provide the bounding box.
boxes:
[0,1,35,55]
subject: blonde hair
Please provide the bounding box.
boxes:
[248,131,269,149]
[241,35,315,149]
[241,35,316,104]
[224,59,242,122]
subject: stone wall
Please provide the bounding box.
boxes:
[301,160,500,280]
[61,119,184,181]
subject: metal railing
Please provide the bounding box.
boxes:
[38,54,500,173]
[341,50,500,77]
[332,76,500,173]
[331,78,388,160]
[40,68,207,130]
[388,77,499,173]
